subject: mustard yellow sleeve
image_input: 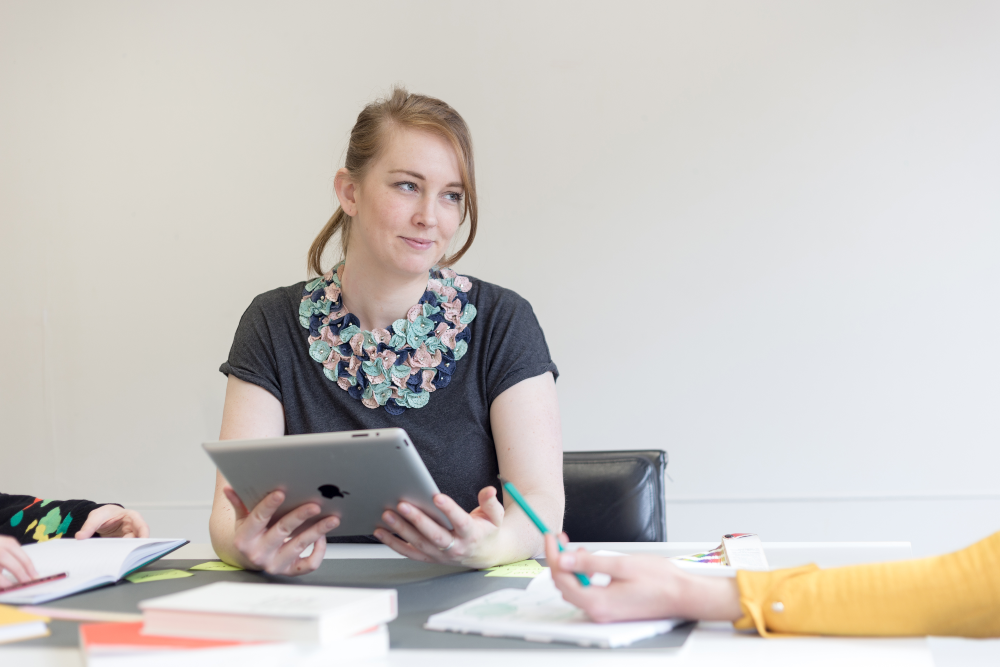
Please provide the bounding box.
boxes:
[733,531,1000,637]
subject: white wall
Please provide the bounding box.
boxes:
[2,2,998,555]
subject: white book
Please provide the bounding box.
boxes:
[79,622,389,667]
[0,538,188,605]
[297,625,389,667]
[425,583,679,648]
[139,582,397,645]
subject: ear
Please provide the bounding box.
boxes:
[334,168,359,217]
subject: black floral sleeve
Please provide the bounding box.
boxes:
[0,493,113,545]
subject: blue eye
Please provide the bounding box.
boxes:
[444,192,463,204]
[396,181,417,192]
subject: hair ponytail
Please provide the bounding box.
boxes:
[308,208,351,278]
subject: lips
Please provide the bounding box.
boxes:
[401,237,434,250]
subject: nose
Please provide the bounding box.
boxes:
[413,193,438,229]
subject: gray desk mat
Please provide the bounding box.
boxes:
[14,559,693,651]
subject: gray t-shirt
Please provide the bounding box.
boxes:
[220,276,558,541]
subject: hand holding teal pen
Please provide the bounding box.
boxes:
[501,479,591,587]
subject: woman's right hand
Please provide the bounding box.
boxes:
[544,534,743,623]
[222,487,340,575]
[0,535,39,589]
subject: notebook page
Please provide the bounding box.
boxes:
[425,587,678,648]
[0,538,185,605]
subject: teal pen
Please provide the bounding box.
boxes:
[501,480,591,587]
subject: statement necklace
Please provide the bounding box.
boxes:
[298,263,477,414]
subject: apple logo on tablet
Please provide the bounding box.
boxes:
[318,484,349,499]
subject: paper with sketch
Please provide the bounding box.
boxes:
[425,579,678,648]
[425,588,677,647]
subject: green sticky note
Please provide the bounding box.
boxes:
[189,561,244,572]
[484,559,546,578]
[125,569,194,584]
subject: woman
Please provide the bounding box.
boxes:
[544,532,1000,637]
[209,88,564,576]
[1,493,148,589]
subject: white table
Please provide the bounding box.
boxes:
[4,541,936,667]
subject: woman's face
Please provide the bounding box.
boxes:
[338,127,465,278]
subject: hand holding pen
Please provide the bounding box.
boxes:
[545,534,743,624]
[0,535,39,590]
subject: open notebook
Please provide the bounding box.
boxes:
[0,538,188,605]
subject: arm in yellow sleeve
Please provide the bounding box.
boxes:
[734,531,1000,637]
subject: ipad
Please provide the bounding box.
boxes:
[203,428,452,537]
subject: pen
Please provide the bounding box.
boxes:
[500,479,590,587]
[1,571,67,592]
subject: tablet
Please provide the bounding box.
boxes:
[203,428,452,537]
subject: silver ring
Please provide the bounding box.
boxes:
[440,538,456,552]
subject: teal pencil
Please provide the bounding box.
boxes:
[501,480,591,587]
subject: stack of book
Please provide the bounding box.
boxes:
[79,582,397,666]
[0,604,49,644]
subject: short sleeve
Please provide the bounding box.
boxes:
[484,291,559,405]
[220,294,283,402]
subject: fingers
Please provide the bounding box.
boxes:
[292,537,327,575]
[545,535,582,592]
[78,507,152,539]
[542,536,616,619]
[75,505,111,540]
[223,486,251,520]
[476,487,505,526]
[129,510,150,538]
[237,509,337,575]
[558,549,632,579]
[245,490,286,534]
[258,502,322,553]
[560,583,611,621]
[428,494,474,538]
[380,510,443,557]
[0,537,38,583]
[224,487,337,576]
[373,527,434,563]
[397,502,456,549]
[543,533,562,567]
[279,516,338,575]
[0,548,36,584]
[285,515,339,558]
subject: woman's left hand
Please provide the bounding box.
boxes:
[76,505,150,539]
[374,486,504,568]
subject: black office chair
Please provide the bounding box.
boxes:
[562,450,668,542]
